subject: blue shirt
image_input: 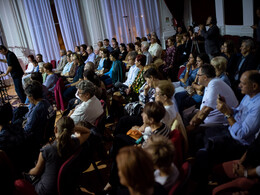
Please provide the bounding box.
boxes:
[61,62,73,75]
[179,63,199,87]
[219,73,231,86]
[104,61,115,78]
[229,93,260,146]
[97,58,105,71]
[43,74,58,92]
[84,53,96,64]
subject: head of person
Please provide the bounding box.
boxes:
[84,61,95,71]
[196,53,210,67]
[141,37,147,42]
[143,68,160,88]
[74,46,80,53]
[223,40,235,55]
[141,41,149,52]
[31,72,43,84]
[256,7,260,18]
[60,50,66,57]
[197,64,216,87]
[103,39,109,47]
[27,55,34,62]
[66,54,72,63]
[80,44,87,53]
[109,51,119,61]
[76,80,95,102]
[206,16,217,26]
[142,101,166,125]
[112,41,119,49]
[87,46,93,55]
[116,146,154,193]
[94,46,100,55]
[127,43,135,52]
[155,80,175,104]
[55,116,75,158]
[240,39,254,57]
[144,135,175,171]
[97,41,103,48]
[210,56,227,77]
[177,26,183,34]
[83,70,101,87]
[135,37,141,43]
[239,71,260,97]
[134,42,141,52]
[43,63,53,73]
[36,54,43,62]
[0,103,13,127]
[32,60,38,67]
[24,80,43,102]
[127,51,137,66]
[0,45,8,55]
[72,53,84,65]
[147,33,151,40]
[167,36,175,47]
[100,48,109,59]
[150,35,158,44]
[119,43,127,52]
[66,50,72,56]
[135,54,146,68]
[176,34,183,43]
[111,37,117,43]
[182,32,190,43]
[188,52,198,65]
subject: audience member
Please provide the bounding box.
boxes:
[24,55,35,74]
[112,41,120,56]
[103,39,113,53]
[56,49,67,72]
[22,59,39,87]
[134,41,142,54]
[119,43,127,61]
[61,54,74,77]
[43,63,58,92]
[97,41,103,49]
[179,32,192,64]
[141,41,152,65]
[148,35,162,60]
[80,44,88,62]
[74,46,81,54]
[36,54,45,73]
[96,48,112,75]
[211,56,231,86]
[84,46,96,64]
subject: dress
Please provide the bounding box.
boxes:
[70,95,103,125]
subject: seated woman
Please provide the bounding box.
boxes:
[96,48,112,75]
[42,63,58,93]
[68,80,103,125]
[63,54,85,101]
[116,146,167,195]
[173,52,198,93]
[144,135,179,192]
[174,53,210,113]
[211,56,231,86]
[118,43,127,61]
[22,58,39,87]
[60,53,74,77]
[27,116,90,195]
[101,51,124,85]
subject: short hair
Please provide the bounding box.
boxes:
[77,80,95,97]
[200,64,216,78]
[80,44,87,50]
[83,70,101,87]
[110,51,119,60]
[134,42,141,48]
[176,34,183,42]
[84,61,95,71]
[103,38,109,42]
[248,71,260,86]
[135,37,141,42]
[143,101,166,123]
[157,80,175,98]
[167,36,175,43]
[87,46,93,52]
[24,80,43,99]
[209,16,217,25]
[211,56,227,73]
[100,48,109,56]
[0,45,7,51]
[116,146,154,193]
[242,39,254,50]
[127,43,135,51]
[128,51,137,60]
[36,54,42,59]
[136,54,146,67]
[27,55,34,60]
[0,103,13,125]
[32,60,38,65]
[141,37,147,42]
[112,37,117,42]
[120,43,126,51]
[97,41,103,47]
[197,53,210,64]
[31,72,43,84]
[143,68,159,79]
[144,135,175,170]
[141,41,149,50]
[75,46,80,51]
[43,63,53,72]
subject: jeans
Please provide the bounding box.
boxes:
[13,77,26,103]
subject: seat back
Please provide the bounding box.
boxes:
[168,161,191,195]
[57,147,82,195]
[169,130,184,168]
[178,65,186,80]
[51,60,56,69]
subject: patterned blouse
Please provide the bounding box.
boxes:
[138,84,155,104]
[131,68,146,94]
[165,46,176,67]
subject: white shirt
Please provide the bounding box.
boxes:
[201,78,238,124]
[123,64,139,86]
[25,62,34,73]
[163,104,178,128]
[148,42,162,58]
[84,53,96,64]
[70,95,103,125]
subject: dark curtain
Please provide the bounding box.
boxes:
[164,0,184,27]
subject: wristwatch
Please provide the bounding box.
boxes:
[225,113,232,119]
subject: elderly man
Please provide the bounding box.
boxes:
[187,64,238,131]
[141,41,152,65]
[84,46,96,64]
[56,49,67,72]
[69,80,103,125]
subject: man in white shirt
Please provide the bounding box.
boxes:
[141,41,152,65]
[187,64,238,131]
[84,46,96,64]
[148,35,162,60]
[69,80,103,125]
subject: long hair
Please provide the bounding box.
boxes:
[56,116,75,158]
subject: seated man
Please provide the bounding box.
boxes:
[84,46,96,64]
[68,80,103,125]
[55,49,67,73]
[187,64,238,130]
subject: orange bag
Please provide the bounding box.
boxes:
[126,129,142,140]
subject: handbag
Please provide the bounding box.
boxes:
[126,129,143,140]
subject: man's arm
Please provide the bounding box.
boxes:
[216,98,236,126]
[189,106,213,127]
[0,66,12,77]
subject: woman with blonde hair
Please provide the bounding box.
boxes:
[211,56,231,86]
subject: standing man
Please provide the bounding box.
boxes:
[199,16,221,59]
[0,45,26,103]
